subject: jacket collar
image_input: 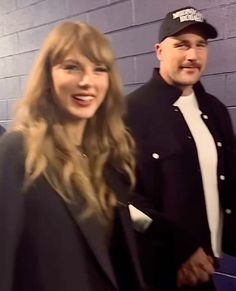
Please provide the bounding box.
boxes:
[150,68,207,106]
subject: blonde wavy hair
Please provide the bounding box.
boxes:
[12,21,135,218]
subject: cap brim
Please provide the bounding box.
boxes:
[171,22,217,39]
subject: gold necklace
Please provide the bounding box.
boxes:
[77,145,88,159]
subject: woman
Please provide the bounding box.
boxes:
[0,21,147,291]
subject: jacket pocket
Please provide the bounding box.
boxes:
[139,132,181,162]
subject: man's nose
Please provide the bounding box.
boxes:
[186,47,198,61]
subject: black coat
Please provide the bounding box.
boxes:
[126,68,236,258]
[0,132,147,291]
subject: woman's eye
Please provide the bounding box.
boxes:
[64,64,79,71]
[95,66,108,73]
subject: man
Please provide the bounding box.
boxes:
[127,6,236,290]
[0,125,5,136]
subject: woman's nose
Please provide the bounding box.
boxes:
[78,73,93,87]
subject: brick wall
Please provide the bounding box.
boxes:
[0,0,236,132]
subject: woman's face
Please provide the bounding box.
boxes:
[51,50,109,122]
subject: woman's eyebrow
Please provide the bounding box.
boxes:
[63,59,80,64]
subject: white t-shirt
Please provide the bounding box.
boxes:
[174,92,222,257]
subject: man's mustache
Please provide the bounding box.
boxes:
[181,63,201,69]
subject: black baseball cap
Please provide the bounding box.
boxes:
[159,6,218,42]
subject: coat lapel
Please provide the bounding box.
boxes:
[64,167,145,290]
[65,199,118,289]
[105,168,146,288]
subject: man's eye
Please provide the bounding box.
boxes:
[198,42,207,48]
[176,43,188,49]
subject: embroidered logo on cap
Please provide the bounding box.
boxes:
[172,8,204,23]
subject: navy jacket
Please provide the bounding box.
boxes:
[127,69,236,257]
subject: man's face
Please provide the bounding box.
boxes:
[155,27,208,94]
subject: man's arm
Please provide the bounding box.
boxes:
[0,125,5,136]
[129,197,215,288]
[177,247,215,287]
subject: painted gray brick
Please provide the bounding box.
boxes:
[3,5,35,34]
[4,51,37,77]
[226,73,236,107]
[18,16,92,54]
[0,77,20,100]
[116,57,135,85]
[107,0,121,3]
[111,22,160,58]
[124,83,142,95]
[135,52,157,83]
[20,75,29,95]
[134,0,191,25]
[0,0,16,16]
[18,24,54,53]
[32,0,68,27]
[0,34,18,58]
[3,0,68,35]
[0,58,6,79]
[0,19,3,37]
[189,0,230,9]
[201,74,226,104]
[88,1,133,33]
[65,0,107,16]
[226,4,236,38]
[203,7,226,40]
[7,98,19,119]
[66,14,88,23]
[228,107,236,134]
[206,38,236,75]
[17,0,44,9]
[0,99,7,120]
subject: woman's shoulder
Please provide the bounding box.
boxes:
[0,130,23,146]
[0,131,25,161]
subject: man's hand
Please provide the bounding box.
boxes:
[177,247,215,287]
